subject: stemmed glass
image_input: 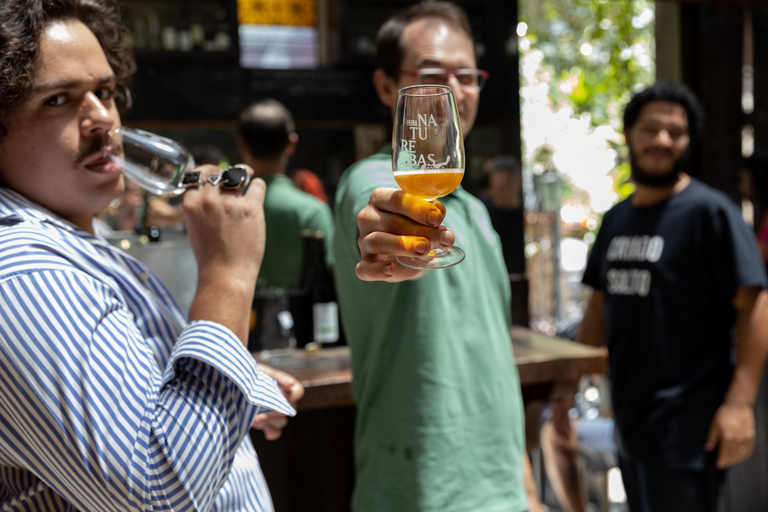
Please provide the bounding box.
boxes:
[392,85,465,269]
[112,127,200,196]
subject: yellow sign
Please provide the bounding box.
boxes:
[237,0,317,27]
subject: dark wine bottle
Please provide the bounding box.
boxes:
[308,231,340,345]
[291,230,317,348]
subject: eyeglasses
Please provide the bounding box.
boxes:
[399,68,490,91]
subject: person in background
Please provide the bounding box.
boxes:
[98,178,144,232]
[0,1,302,509]
[193,142,228,168]
[538,385,617,512]
[333,2,539,510]
[576,81,768,511]
[291,168,330,204]
[237,99,334,290]
[481,155,526,276]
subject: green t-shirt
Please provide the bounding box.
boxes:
[333,149,527,512]
[259,174,334,290]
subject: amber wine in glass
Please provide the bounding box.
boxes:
[393,85,465,269]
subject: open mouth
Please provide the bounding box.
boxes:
[83,147,120,174]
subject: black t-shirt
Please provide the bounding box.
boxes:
[583,178,767,469]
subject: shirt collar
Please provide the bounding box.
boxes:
[0,187,96,238]
[255,173,292,187]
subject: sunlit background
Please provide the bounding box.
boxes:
[518,0,656,336]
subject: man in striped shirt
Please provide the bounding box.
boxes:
[0,1,302,510]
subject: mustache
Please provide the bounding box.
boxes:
[642,146,674,157]
[74,134,117,165]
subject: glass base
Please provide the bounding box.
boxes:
[396,246,465,270]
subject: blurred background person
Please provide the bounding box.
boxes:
[578,81,768,512]
[290,168,330,204]
[480,155,526,276]
[193,143,229,168]
[237,99,334,290]
[539,381,617,512]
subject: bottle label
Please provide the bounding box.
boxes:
[313,302,339,343]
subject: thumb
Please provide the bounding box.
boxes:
[704,421,719,452]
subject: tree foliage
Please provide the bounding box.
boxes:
[520,0,655,130]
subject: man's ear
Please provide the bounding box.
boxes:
[373,68,398,109]
[285,132,299,158]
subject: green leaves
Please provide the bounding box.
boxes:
[520,0,654,129]
[519,0,652,215]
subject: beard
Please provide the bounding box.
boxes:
[629,144,691,188]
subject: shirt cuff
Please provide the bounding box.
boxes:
[163,320,296,417]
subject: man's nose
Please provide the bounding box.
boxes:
[653,129,673,146]
[80,92,115,136]
[447,74,466,102]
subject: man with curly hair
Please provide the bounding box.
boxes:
[575,82,768,511]
[0,1,302,510]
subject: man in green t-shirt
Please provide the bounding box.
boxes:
[333,2,533,511]
[237,99,334,290]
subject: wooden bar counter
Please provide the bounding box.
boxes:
[250,327,607,512]
[258,326,607,411]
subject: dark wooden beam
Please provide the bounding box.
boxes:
[681,3,743,200]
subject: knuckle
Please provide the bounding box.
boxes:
[200,196,218,214]
[365,232,386,255]
[250,177,266,193]
[357,206,372,225]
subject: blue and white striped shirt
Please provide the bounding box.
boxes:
[0,188,295,511]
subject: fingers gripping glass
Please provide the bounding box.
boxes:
[399,68,489,91]
[392,85,465,269]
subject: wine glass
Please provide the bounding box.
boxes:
[112,126,200,196]
[392,85,465,269]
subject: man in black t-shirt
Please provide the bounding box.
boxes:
[573,82,768,511]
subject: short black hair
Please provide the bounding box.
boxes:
[0,0,135,138]
[623,81,704,141]
[237,99,295,160]
[375,1,473,80]
[484,155,521,175]
[191,144,225,166]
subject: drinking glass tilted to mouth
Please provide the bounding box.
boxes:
[112,127,198,196]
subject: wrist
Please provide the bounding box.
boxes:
[724,384,756,409]
[197,262,259,294]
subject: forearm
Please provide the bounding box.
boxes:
[1,329,258,511]
[725,288,768,407]
[188,270,256,346]
[576,289,605,347]
[0,274,291,510]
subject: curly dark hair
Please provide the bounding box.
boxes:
[0,0,135,138]
[623,81,705,142]
[375,1,473,80]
